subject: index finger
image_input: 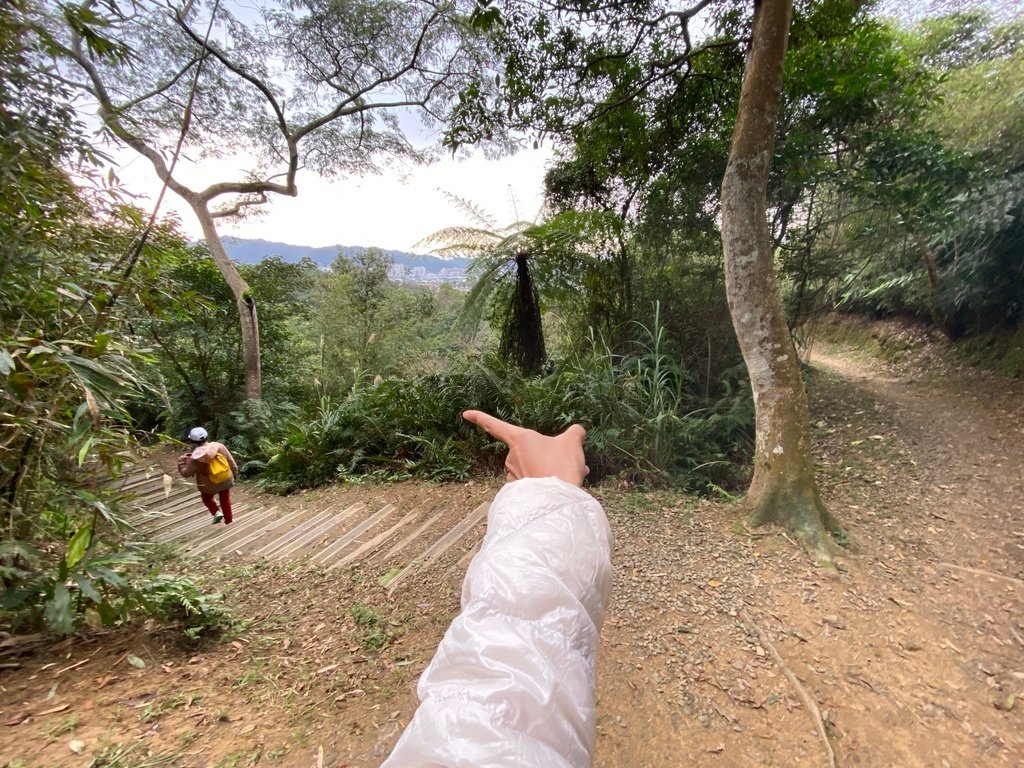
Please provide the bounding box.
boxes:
[560,423,586,444]
[462,410,523,444]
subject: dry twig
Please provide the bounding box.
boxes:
[938,562,1024,589]
[740,608,837,768]
[1009,624,1024,648]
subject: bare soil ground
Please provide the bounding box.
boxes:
[2,336,1022,767]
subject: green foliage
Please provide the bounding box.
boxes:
[221,398,302,473]
[349,603,396,651]
[314,249,437,394]
[1,537,237,641]
[0,0,232,640]
[135,251,319,446]
[138,575,238,643]
[786,9,1024,338]
[423,199,629,374]
[953,325,1024,378]
[260,309,751,492]
[2,530,135,635]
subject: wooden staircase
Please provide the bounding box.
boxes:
[120,469,492,593]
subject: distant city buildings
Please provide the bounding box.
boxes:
[387,262,467,285]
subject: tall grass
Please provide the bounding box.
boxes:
[258,311,752,493]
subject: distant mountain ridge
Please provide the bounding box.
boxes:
[221,237,468,272]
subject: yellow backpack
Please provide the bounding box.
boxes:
[205,452,232,485]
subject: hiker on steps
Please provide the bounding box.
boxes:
[177,427,239,525]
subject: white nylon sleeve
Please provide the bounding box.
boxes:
[380,477,613,768]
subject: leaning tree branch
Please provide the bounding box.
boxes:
[66,34,194,201]
[172,10,300,194]
[115,55,205,112]
[88,1,221,330]
[210,192,270,219]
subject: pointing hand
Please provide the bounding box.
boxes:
[463,410,589,487]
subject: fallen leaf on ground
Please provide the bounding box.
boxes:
[994,694,1016,712]
[37,704,70,716]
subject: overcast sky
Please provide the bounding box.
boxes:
[114,144,554,254]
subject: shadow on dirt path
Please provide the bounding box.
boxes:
[592,346,1023,767]
[812,348,1024,574]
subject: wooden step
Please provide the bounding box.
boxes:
[385,502,489,593]
[187,506,283,557]
[309,502,398,567]
[271,505,365,560]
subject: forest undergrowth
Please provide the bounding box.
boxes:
[1,334,1021,768]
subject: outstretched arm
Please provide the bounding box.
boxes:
[381,412,611,768]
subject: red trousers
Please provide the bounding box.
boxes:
[200,489,233,524]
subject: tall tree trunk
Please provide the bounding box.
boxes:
[913,232,952,337]
[501,253,546,375]
[190,201,262,401]
[720,0,841,563]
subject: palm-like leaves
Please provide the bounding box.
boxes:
[420,195,621,374]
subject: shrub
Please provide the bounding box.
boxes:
[258,312,753,492]
[138,575,238,643]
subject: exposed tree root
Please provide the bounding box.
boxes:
[740,608,837,768]
[938,562,1024,589]
[749,481,843,568]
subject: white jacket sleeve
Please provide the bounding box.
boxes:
[380,477,613,768]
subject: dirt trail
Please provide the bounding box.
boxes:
[1,345,1021,767]
[592,347,1024,767]
[812,348,1024,572]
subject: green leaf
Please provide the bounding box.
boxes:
[44,584,75,636]
[0,540,44,564]
[65,523,93,570]
[63,354,136,398]
[26,344,55,358]
[0,586,37,610]
[470,6,502,32]
[95,601,119,626]
[377,566,402,587]
[127,654,146,669]
[73,574,102,603]
[85,550,142,567]
[93,333,110,356]
[86,564,126,589]
[56,286,86,301]
[76,436,94,467]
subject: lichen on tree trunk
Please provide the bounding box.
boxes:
[720,0,842,563]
